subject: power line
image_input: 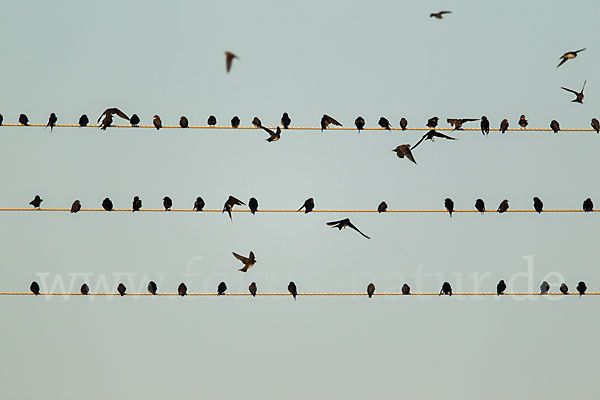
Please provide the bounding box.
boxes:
[1,292,597,296]
[0,208,595,213]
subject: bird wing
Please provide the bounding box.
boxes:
[439,11,451,14]
[459,118,478,123]
[324,115,342,126]
[347,221,371,239]
[411,134,428,150]
[561,86,578,95]
[112,108,129,121]
[249,251,256,263]
[260,125,275,135]
[403,147,417,164]
[557,58,568,68]
[447,118,457,127]
[326,220,343,227]
[433,131,457,140]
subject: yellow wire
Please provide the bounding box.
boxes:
[0,208,595,213]
[1,292,597,296]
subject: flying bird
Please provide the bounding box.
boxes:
[497,280,506,295]
[249,282,257,297]
[193,197,205,211]
[252,117,262,128]
[355,116,365,133]
[261,125,281,142]
[288,281,297,300]
[430,11,451,19]
[518,115,528,129]
[102,197,113,211]
[439,282,452,296]
[583,198,593,212]
[377,201,387,213]
[30,281,40,295]
[148,281,158,295]
[561,81,586,104]
[326,218,371,239]
[557,48,585,68]
[231,116,240,128]
[480,116,490,135]
[475,199,485,214]
[179,116,189,128]
[98,108,129,123]
[497,199,509,213]
[117,283,126,296]
[79,114,89,127]
[445,198,454,217]
[130,114,140,127]
[225,51,238,72]
[426,116,439,128]
[70,200,81,213]
[559,283,568,295]
[378,117,392,130]
[223,195,245,220]
[499,119,509,133]
[392,144,416,164]
[576,281,587,297]
[447,118,477,130]
[321,114,342,131]
[153,115,162,130]
[367,283,375,298]
[46,113,57,132]
[81,283,89,295]
[19,114,29,126]
[132,196,142,212]
[540,281,550,295]
[207,115,217,126]
[550,120,560,133]
[411,130,456,150]
[281,112,291,129]
[218,282,227,295]
[233,251,257,272]
[399,118,408,131]
[163,196,172,211]
[178,283,187,297]
[533,197,543,213]
[29,195,43,209]
[592,118,599,133]
[298,198,315,213]
[249,197,258,214]
[402,284,410,295]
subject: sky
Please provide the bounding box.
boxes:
[1,0,600,399]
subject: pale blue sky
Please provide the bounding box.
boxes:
[1,1,600,399]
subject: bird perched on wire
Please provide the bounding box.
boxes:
[559,283,568,295]
[550,120,560,133]
[132,196,142,212]
[218,282,227,295]
[19,113,29,126]
[46,113,57,132]
[30,281,40,295]
[392,144,416,164]
[321,114,342,131]
[281,112,291,129]
[576,281,587,297]
[70,200,81,213]
[326,218,371,239]
[592,118,599,133]
[399,118,408,131]
[79,114,89,127]
[445,198,454,217]
[249,197,258,214]
[207,115,217,126]
[533,197,543,213]
[223,195,245,220]
[475,199,485,214]
[497,280,506,295]
[252,117,262,128]
[98,108,129,124]
[81,283,89,295]
[377,201,387,213]
[355,116,365,133]
[102,197,113,211]
[249,282,257,297]
[29,195,43,209]
[225,51,238,72]
[447,118,478,131]
[480,116,490,135]
[100,114,113,130]
[193,197,205,211]
[497,199,509,213]
[430,10,451,19]
[557,48,585,68]
[231,116,240,128]
[178,283,187,297]
[0,113,3,126]
[583,198,593,212]
[367,283,375,298]
[261,125,281,142]
[179,116,189,128]
[411,130,456,150]
[148,281,158,295]
[540,281,550,295]
[439,282,452,296]
[130,114,140,127]
[288,282,297,300]
[426,116,439,128]
[499,119,509,133]
[298,198,314,213]
[561,81,586,104]
[402,284,411,295]
[233,251,256,272]
[153,115,162,130]
[163,196,172,211]
[378,117,392,131]
[117,283,126,296]
[518,115,528,129]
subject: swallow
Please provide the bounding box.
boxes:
[367,283,375,298]
[130,114,140,127]
[207,115,217,126]
[499,119,509,133]
[583,198,593,212]
[179,116,189,128]
[326,218,371,239]
[430,11,451,19]
[447,118,478,130]
[178,283,187,297]
[355,116,365,133]
[132,196,142,212]
[46,113,57,132]
[298,198,314,213]
[218,282,227,295]
[153,115,162,130]
[321,114,342,131]
[225,51,238,72]
[163,196,172,211]
[117,283,126,296]
[518,115,528,129]
[411,130,456,150]
[561,81,586,104]
[497,280,506,295]
[426,116,439,128]
[475,199,485,214]
[233,251,256,272]
[29,195,43,209]
[223,195,245,220]
[100,113,113,130]
[19,113,29,126]
[550,120,560,133]
[576,281,587,297]
[98,108,129,123]
[540,280,550,295]
[402,284,410,295]
[249,197,258,214]
[560,283,568,295]
[439,282,452,296]
[0,113,3,125]
[288,282,297,300]
[392,144,417,164]
[378,117,392,130]
[497,199,509,213]
[102,197,113,211]
[377,201,387,213]
[193,197,205,211]
[399,117,408,131]
[79,114,89,127]
[533,197,543,213]
[480,116,489,135]
[281,112,291,129]
[592,118,599,133]
[557,48,585,68]
[445,198,454,217]
[148,281,158,295]
[252,117,262,128]
[231,116,240,128]
[80,283,89,295]
[249,282,257,297]
[30,281,40,295]
[70,200,81,213]
[261,125,281,142]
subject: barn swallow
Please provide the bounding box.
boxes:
[557,48,585,68]
[249,197,258,214]
[132,196,142,212]
[252,117,262,128]
[249,282,257,297]
[117,283,126,296]
[130,114,140,127]
[321,114,342,131]
[70,200,81,213]
[326,218,371,239]
[225,51,238,72]
[100,113,113,130]
[80,283,89,295]
[480,116,490,135]
[497,199,509,213]
[426,116,439,128]
[19,114,29,126]
[298,198,314,213]
[30,281,40,295]
[583,198,593,212]
[533,197,543,213]
[153,115,162,130]
[399,117,408,131]
[102,197,113,211]
[261,125,281,142]
[392,144,416,164]
[288,282,297,300]
[540,281,550,295]
[231,116,240,128]
[148,281,157,295]
[281,112,291,129]
[223,195,245,220]
[411,130,456,150]
[576,281,587,297]
[163,196,172,211]
[367,283,375,298]
[561,81,586,103]
[447,118,477,130]
[445,198,454,217]
[207,115,217,126]
[98,108,129,123]
[592,118,599,133]
[355,116,365,133]
[499,119,509,133]
[518,115,528,129]
[79,114,89,127]
[233,251,256,272]
[497,280,506,295]
[439,282,452,296]
[218,281,227,295]
[378,117,391,130]
[475,199,485,214]
[46,113,57,132]
[29,195,43,209]
[194,197,205,211]
[178,283,187,297]
[402,284,410,295]
[377,201,387,213]
[550,120,560,133]
[430,11,451,19]
[559,283,568,295]
[180,116,189,128]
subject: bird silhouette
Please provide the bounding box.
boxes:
[178,283,187,297]
[497,280,506,295]
[399,118,408,131]
[79,114,89,127]
[180,116,189,128]
[392,145,416,164]
[499,119,509,133]
[102,198,113,211]
[540,281,550,295]
[19,114,29,126]
[367,283,375,298]
[281,112,291,129]
[533,197,543,213]
[249,197,258,214]
[249,282,257,297]
[475,199,485,214]
[378,117,392,130]
[411,130,456,150]
[430,11,451,19]
[100,113,113,130]
[81,283,89,295]
[557,48,585,68]
[355,116,365,133]
[550,120,560,133]
[326,218,371,239]
[0,113,3,126]
[233,251,257,272]
[98,108,129,123]
[261,125,281,142]
[30,281,40,295]
[480,116,490,135]
[288,282,297,300]
[207,115,217,126]
[592,118,599,133]
[560,283,568,295]
[402,284,411,295]
[561,81,586,104]
[426,116,439,128]
[132,196,142,212]
[218,282,227,295]
[252,117,262,128]
[440,282,452,296]
[130,114,140,127]
[583,198,593,212]
[153,115,162,130]
[377,201,387,213]
[117,283,126,296]
[29,195,43,209]
[148,281,158,295]
[194,197,205,212]
[298,198,315,213]
[225,51,238,72]
[576,281,587,297]
[497,199,509,213]
[518,115,528,129]
[445,198,454,217]
[70,200,81,213]
[231,116,240,128]
[163,196,172,211]
[223,195,245,220]
[46,113,57,132]
[321,114,342,131]
[447,118,477,130]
